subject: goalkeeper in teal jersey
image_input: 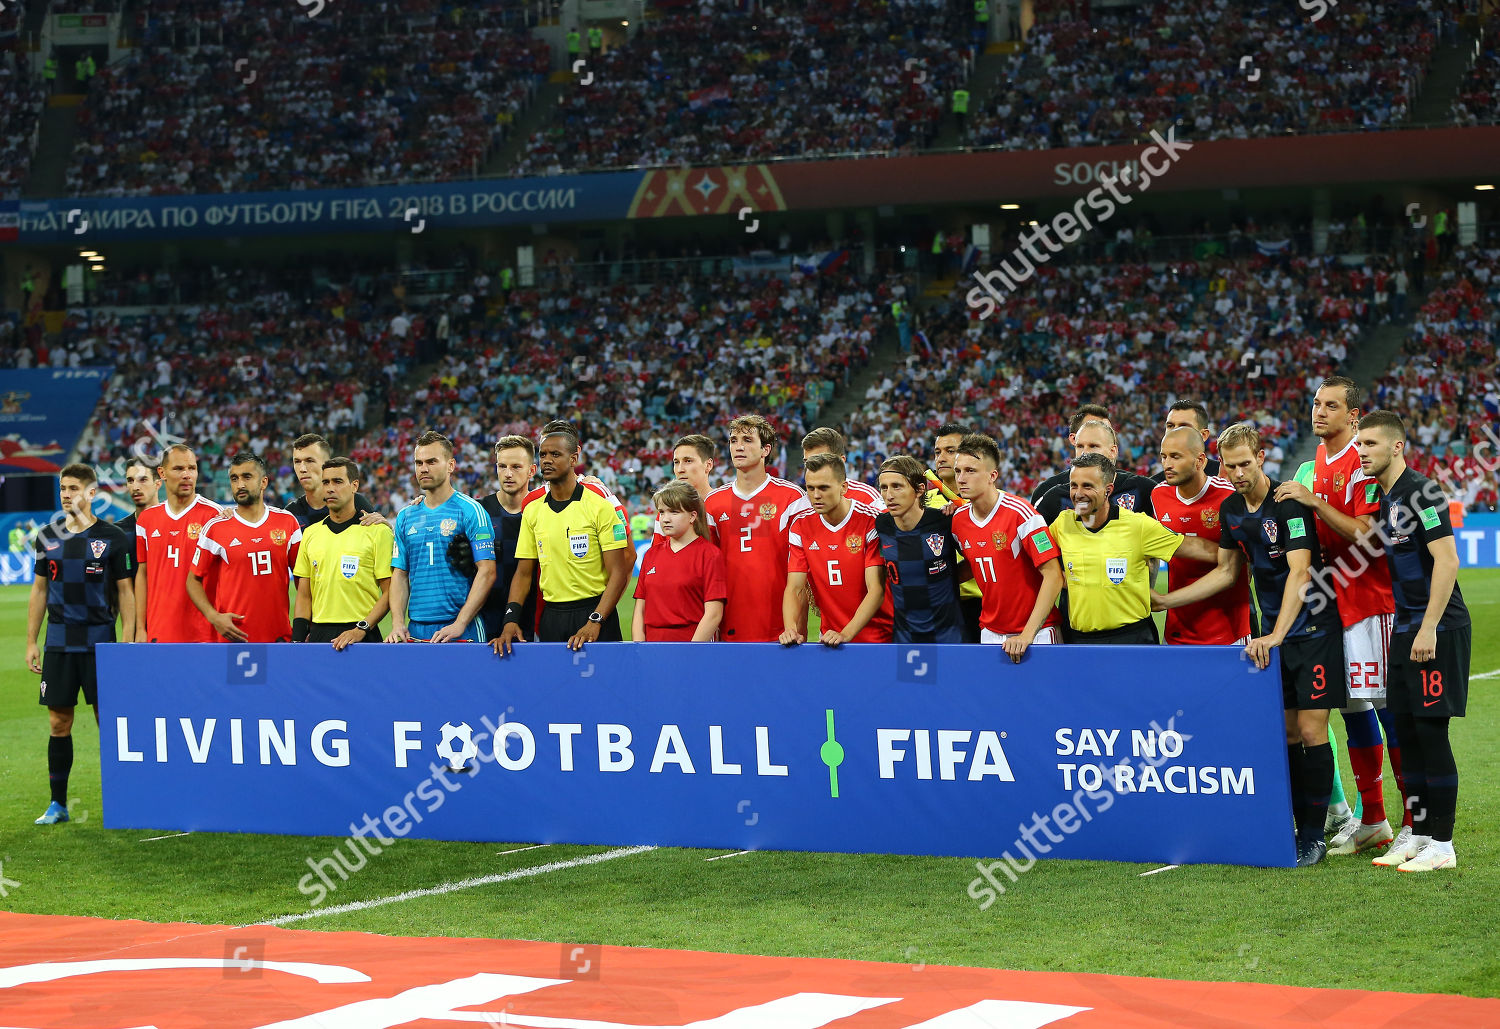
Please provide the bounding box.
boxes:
[388,432,497,643]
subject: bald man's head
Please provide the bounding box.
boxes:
[1159,425,1208,488]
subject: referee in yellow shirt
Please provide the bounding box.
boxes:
[1049,453,1206,644]
[292,458,394,649]
[493,421,632,653]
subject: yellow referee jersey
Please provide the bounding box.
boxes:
[517,482,629,603]
[1049,506,1182,632]
[293,518,394,624]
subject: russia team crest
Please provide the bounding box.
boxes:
[440,518,458,536]
[844,534,862,553]
[187,522,203,540]
[270,529,287,545]
[925,534,945,557]
[1201,507,1219,528]
[992,531,1008,549]
[1263,518,1279,542]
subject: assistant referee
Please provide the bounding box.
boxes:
[1048,452,1187,644]
[292,458,393,649]
[493,421,632,653]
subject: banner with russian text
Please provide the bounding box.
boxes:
[97,643,1295,867]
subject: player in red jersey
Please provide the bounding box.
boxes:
[950,433,1062,661]
[1151,426,1251,645]
[185,454,302,643]
[1274,375,1406,856]
[652,434,721,546]
[705,415,807,642]
[133,443,226,643]
[781,454,892,645]
[800,427,885,512]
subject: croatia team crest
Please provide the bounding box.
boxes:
[89,539,108,559]
[269,529,287,545]
[340,555,360,579]
[844,534,862,553]
[440,518,457,536]
[925,534,945,557]
[187,522,203,540]
[1262,518,1279,542]
[1201,507,1219,528]
[992,531,1008,549]
[1117,494,1136,511]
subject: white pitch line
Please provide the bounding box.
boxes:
[704,850,752,862]
[257,845,656,926]
[496,844,550,856]
[1139,864,1180,877]
[139,832,192,842]
[1469,668,1500,681]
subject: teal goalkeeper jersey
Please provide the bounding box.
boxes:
[392,492,496,624]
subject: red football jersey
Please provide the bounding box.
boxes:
[633,535,728,641]
[951,492,1061,636]
[1152,477,1251,645]
[1313,439,1394,626]
[135,495,224,643]
[191,507,302,643]
[843,478,887,512]
[705,476,807,642]
[787,501,893,642]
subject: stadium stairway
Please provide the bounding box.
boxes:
[1407,31,1477,124]
[796,314,906,471]
[1283,316,1414,472]
[483,77,567,177]
[23,94,83,198]
[928,41,1020,152]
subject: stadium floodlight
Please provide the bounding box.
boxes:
[86,254,105,263]
[1476,184,1495,191]
[78,251,98,257]
[1000,204,1020,210]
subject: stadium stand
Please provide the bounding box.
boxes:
[63,0,549,196]
[1370,242,1500,511]
[964,0,1438,150]
[1450,40,1499,127]
[0,47,47,199]
[844,247,1376,494]
[511,0,971,174]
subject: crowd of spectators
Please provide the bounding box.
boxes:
[1450,41,1498,128]
[843,249,1377,495]
[965,0,1437,151]
[64,0,547,196]
[0,48,46,199]
[1370,241,1500,511]
[513,0,970,175]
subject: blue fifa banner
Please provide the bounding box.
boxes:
[15,173,642,243]
[1455,513,1500,568]
[0,369,110,474]
[97,644,1295,868]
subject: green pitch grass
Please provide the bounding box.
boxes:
[2,577,1497,996]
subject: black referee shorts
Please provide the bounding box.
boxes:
[308,622,383,645]
[1071,617,1157,645]
[1388,625,1469,718]
[39,651,97,709]
[538,597,622,643]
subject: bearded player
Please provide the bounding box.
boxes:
[133,443,225,643]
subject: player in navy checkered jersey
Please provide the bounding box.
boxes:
[24,464,135,825]
[874,455,968,643]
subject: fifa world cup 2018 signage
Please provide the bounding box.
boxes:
[96,643,1295,867]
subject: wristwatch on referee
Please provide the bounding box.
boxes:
[587,612,604,625]
[355,620,370,631]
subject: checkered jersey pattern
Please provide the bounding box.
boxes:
[875,508,964,643]
[35,520,133,652]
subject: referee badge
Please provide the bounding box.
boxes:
[340,555,360,579]
[1106,558,1127,585]
[89,539,108,559]
[440,518,457,537]
[570,533,590,558]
